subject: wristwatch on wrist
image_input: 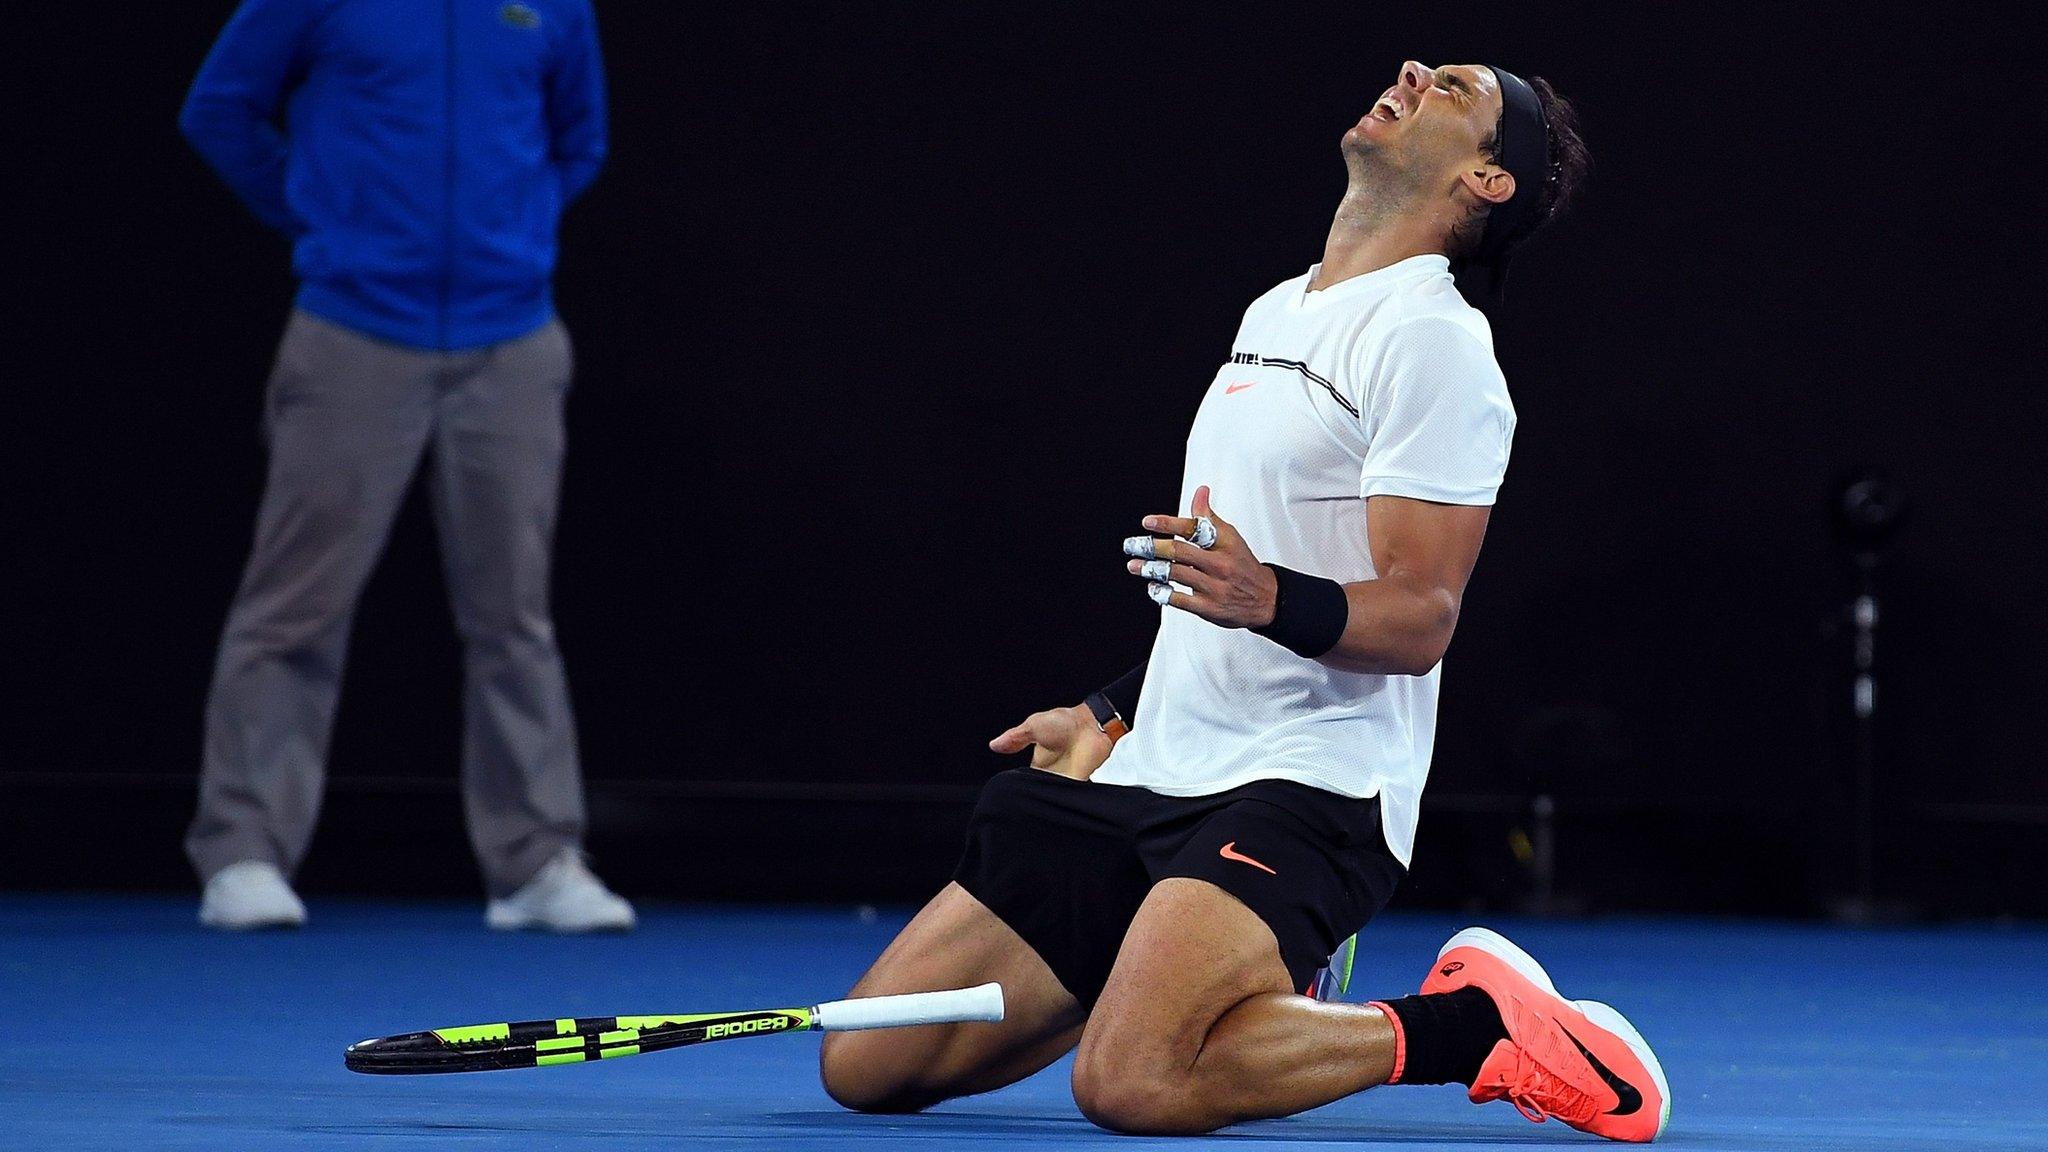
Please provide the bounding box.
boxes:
[1083,691,1129,743]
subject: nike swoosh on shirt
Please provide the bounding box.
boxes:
[1560,1025,1644,1116]
[1218,841,1276,875]
[1225,382,1257,394]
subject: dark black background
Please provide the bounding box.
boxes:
[5,4,2042,915]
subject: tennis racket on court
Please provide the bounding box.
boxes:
[344,982,1003,1074]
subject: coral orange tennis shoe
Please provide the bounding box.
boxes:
[1420,927,1670,1143]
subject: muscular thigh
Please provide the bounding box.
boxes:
[820,882,1084,1111]
[1077,789,1400,1088]
[1076,877,1292,1085]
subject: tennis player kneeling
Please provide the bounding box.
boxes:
[820,61,1669,1142]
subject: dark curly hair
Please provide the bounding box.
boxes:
[1448,75,1589,261]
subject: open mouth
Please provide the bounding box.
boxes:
[1366,90,1406,123]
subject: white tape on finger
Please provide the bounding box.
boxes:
[1123,535,1159,559]
[1140,559,1172,582]
[1190,517,1218,549]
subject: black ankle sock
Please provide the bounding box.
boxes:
[1375,987,1507,1086]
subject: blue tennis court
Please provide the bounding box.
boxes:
[5,895,2042,1151]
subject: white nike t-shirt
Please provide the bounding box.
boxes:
[1090,253,1514,867]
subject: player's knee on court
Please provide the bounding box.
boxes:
[1070,998,1208,1135]
[1072,877,1306,1134]
[1071,1051,1194,1136]
[817,1030,939,1114]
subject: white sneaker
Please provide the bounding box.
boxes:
[198,861,307,930]
[486,850,636,933]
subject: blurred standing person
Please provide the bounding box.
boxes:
[179,0,633,932]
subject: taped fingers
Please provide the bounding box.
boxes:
[1126,537,1204,563]
[1129,510,1220,616]
[1128,559,1210,592]
[1123,522,1218,561]
[1142,577,1205,611]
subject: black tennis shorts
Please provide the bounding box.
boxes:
[952,767,1405,1006]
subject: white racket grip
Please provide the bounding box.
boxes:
[812,982,1005,1032]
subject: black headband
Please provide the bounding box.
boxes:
[1469,65,1550,295]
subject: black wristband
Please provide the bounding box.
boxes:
[1250,564,1349,658]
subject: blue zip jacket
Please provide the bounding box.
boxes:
[181,0,607,350]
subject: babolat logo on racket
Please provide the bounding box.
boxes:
[704,1014,796,1039]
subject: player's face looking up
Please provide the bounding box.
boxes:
[1342,61,1517,226]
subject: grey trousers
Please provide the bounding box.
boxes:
[186,310,586,897]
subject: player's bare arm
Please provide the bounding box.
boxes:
[1130,484,1490,676]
